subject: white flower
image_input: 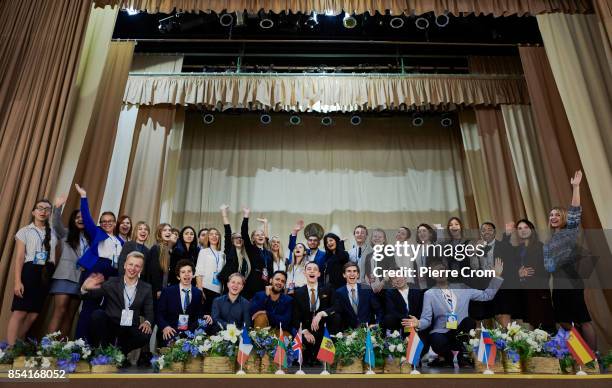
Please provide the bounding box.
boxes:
[75,339,86,347]
[469,329,476,337]
[224,324,240,343]
[157,355,165,370]
[195,335,203,342]
[371,337,378,345]
[390,331,400,338]
[210,335,222,343]
[0,349,5,360]
[469,339,480,347]
[335,332,344,339]
[25,358,38,368]
[82,349,91,359]
[40,357,51,368]
[198,345,206,354]
[396,343,404,352]
[389,344,396,352]
[203,340,212,352]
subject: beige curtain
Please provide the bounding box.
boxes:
[0,0,93,338]
[474,108,525,227]
[594,0,612,63]
[123,74,529,111]
[459,110,494,225]
[172,112,473,238]
[159,108,185,224]
[52,4,119,200]
[468,56,524,75]
[537,13,612,230]
[94,0,592,16]
[65,42,136,221]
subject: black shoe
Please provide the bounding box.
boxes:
[457,355,474,368]
[138,351,152,368]
[119,359,131,369]
[428,357,451,368]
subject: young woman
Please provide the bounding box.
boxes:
[241,207,274,296]
[269,236,288,273]
[147,223,175,300]
[196,221,226,313]
[415,223,438,289]
[322,233,350,290]
[169,226,199,286]
[362,229,395,294]
[7,199,57,344]
[286,243,308,294]
[118,221,151,277]
[443,217,472,284]
[115,215,133,243]
[394,226,414,284]
[218,206,255,298]
[47,196,90,337]
[197,228,209,249]
[545,171,596,349]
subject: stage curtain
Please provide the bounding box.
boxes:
[594,0,612,64]
[94,0,592,16]
[172,112,473,239]
[123,74,529,111]
[500,105,551,231]
[474,108,525,227]
[52,4,119,201]
[65,42,135,221]
[537,13,612,230]
[467,56,523,75]
[159,108,185,224]
[0,0,92,339]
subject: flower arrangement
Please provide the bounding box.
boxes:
[333,326,382,366]
[90,345,125,367]
[10,338,38,368]
[0,341,13,365]
[541,329,575,372]
[55,339,92,373]
[201,324,240,360]
[248,327,277,358]
[382,330,406,361]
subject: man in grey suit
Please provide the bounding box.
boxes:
[81,251,154,356]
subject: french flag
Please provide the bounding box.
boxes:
[237,327,253,366]
[406,330,424,367]
[477,328,497,366]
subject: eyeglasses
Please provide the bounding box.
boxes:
[100,220,115,225]
[35,207,51,212]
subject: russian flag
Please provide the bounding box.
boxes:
[477,328,497,365]
[406,330,424,367]
[237,328,253,367]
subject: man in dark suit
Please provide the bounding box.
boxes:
[157,259,211,344]
[292,262,337,366]
[333,262,382,332]
[383,275,424,332]
[81,251,154,356]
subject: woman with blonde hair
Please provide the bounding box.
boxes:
[146,223,174,300]
[286,243,308,294]
[118,221,151,277]
[196,223,226,313]
[270,236,288,273]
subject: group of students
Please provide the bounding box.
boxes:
[6,171,596,368]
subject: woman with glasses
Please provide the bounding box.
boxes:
[7,199,57,345]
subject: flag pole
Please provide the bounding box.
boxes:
[481,324,494,375]
[275,323,286,375]
[409,333,421,375]
[295,323,305,375]
[365,325,376,375]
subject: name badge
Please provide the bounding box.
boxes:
[404,325,412,334]
[120,309,134,326]
[33,251,48,265]
[261,268,269,282]
[287,282,295,292]
[446,312,458,330]
[212,271,220,286]
[177,314,189,331]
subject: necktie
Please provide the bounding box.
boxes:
[310,288,316,312]
[182,289,190,312]
[350,288,358,314]
[358,246,362,259]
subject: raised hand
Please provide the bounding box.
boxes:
[505,222,516,235]
[293,219,305,232]
[242,207,250,217]
[54,195,67,208]
[74,184,86,198]
[570,170,582,187]
[82,273,104,291]
[257,218,268,224]
[494,257,504,277]
[518,266,535,278]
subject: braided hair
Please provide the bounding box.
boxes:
[32,199,52,253]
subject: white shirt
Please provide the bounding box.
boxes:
[307,285,320,311]
[123,281,138,309]
[179,285,191,312]
[98,235,122,268]
[195,247,226,293]
[15,223,58,264]
[287,263,307,290]
[347,284,359,305]
[398,287,410,311]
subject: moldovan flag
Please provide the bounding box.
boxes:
[317,327,335,364]
[237,327,253,366]
[274,326,288,368]
[566,327,595,366]
[406,329,424,367]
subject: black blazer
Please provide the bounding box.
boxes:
[292,283,336,331]
[83,277,154,327]
[383,288,424,331]
[157,284,205,331]
[322,251,350,290]
[145,244,173,297]
[241,218,274,295]
[333,283,382,330]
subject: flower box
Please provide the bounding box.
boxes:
[203,356,234,374]
[170,362,185,373]
[503,351,523,373]
[184,357,203,373]
[524,357,561,374]
[91,364,118,373]
[472,352,504,373]
[383,358,411,374]
[240,355,260,373]
[74,361,91,373]
[260,354,278,374]
[335,359,364,374]
[0,363,12,372]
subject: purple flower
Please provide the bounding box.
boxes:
[495,339,507,350]
[0,342,8,351]
[507,349,520,363]
[41,337,52,349]
[91,355,111,366]
[57,359,77,373]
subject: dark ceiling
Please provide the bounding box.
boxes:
[113,10,542,73]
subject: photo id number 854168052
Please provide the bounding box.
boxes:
[7,369,67,379]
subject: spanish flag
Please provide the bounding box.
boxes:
[566,327,596,366]
[317,327,335,364]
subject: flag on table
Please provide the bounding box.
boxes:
[477,327,497,366]
[566,327,595,366]
[237,327,253,366]
[406,329,424,367]
[317,327,335,364]
[274,327,288,368]
[292,325,304,365]
[364,327,376,367]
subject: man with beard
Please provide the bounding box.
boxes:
[249,270,293,330]
[292,262,338,366]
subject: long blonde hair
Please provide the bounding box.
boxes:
[270,236,285,265]
[288,243,307,273]
[548,206,568,230]
[155,223,171,273]
[207,227,222,251]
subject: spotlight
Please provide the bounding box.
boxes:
[236,12,245,26]
[350,115,362,126]
[260,114,272,125]
[415,16,429,30]
[203,113,215,124]
[219,13,234,27]
[435,13,450,28]
[440,114,453,127]
[126,8,138,16]
[412,113,424,127]
[304,12,318,28]
[321,116,333,126]
[389,17,405,29]
[258,10,274,29]
[289,115,301,125]
[343,13,358,29]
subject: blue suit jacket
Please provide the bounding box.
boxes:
[333,284,382,329]
[157,285,205,331]
[77,197,124,272]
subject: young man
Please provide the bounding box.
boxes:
[157,259,210,344]
[249,271,293,330]
[211,272,251,330]
[332,262,382,332]
[81,252,153,359]
[292,262,338,365]
[383,275,424,333]
[348,225,372,274]
[288,220,326,268]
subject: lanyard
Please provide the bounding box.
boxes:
[32,227,46,252]
[124,282,137,308]
[209,248,220,271]
[441,289,456,313]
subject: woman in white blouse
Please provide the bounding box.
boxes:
[196,227,225,313]
[286,243,308,294]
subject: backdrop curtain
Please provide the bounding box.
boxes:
[537,13,612,230]
[500,105,551,231]
[52,4,119,200]
[172,112,473,238]
[0,0,93,338]
[94,0,592,16]
[594,0,612,63]
[65,42,135,221]
[474,108,525,228]
[467,56,523,75]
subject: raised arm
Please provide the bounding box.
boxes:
[52,195,68,239]
[75,184,98,239]
[470,258,504,302]
[570,170,582,208]
[221,205,232,255]
[257,217,269,238]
